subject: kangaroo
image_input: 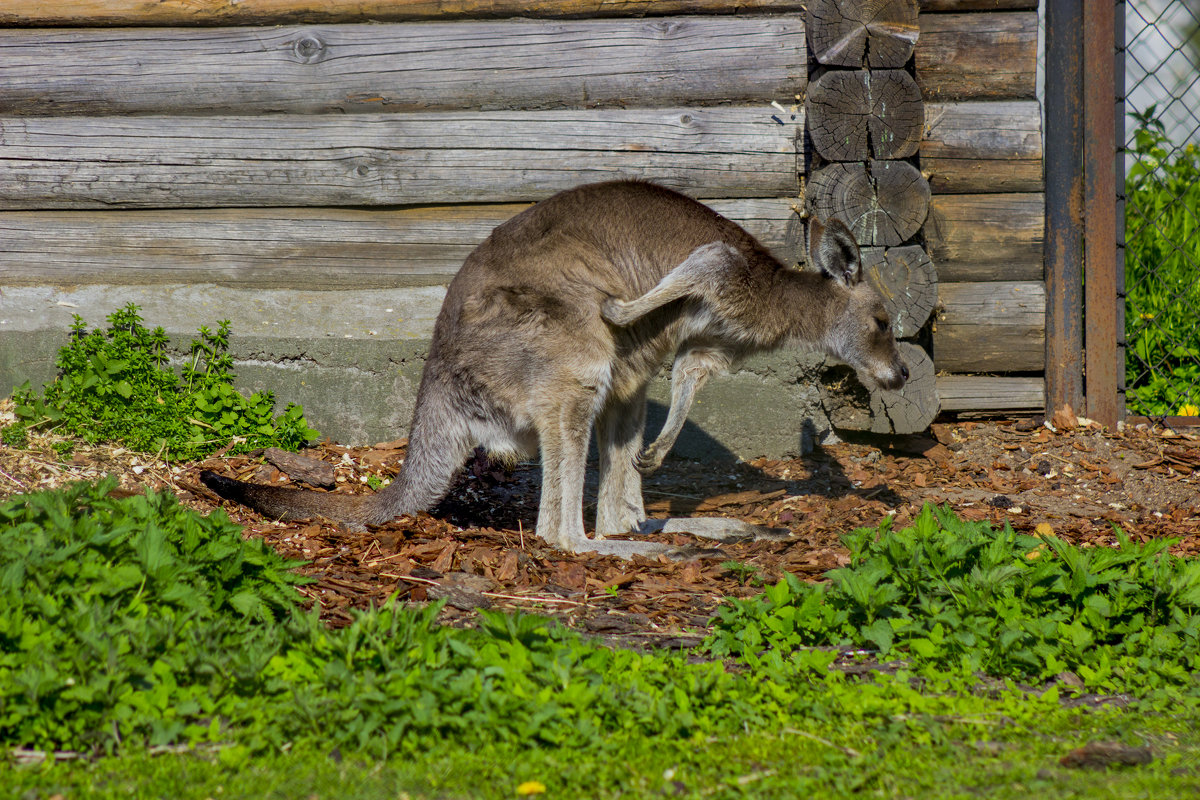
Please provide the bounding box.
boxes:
[201,181,907,558]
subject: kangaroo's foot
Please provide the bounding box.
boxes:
[634,443,667,475]
[639,517,794,544]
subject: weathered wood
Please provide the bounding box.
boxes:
[922,101,1042,194]
[921,1,1037,10]
[917,13,1038,101]
[821,342,938,434]
[860,246,937,338]
[0,108,803,210]
[0,18,806,115]
[936,375,1044,411]
[807,161,930,247]
[925,194,1043,281]
[0,0,1034,26]
[805,70,923,162]
[934,281,1045,372]
[0,1,807,26]
[0,199,802,288]
[806,0,919,68]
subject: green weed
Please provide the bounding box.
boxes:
[706,505,1200,697]
[6,304,319,460]
[1125,108,1200,415]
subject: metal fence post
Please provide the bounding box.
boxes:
[1083,1,1119,428]
[1044,0,1085,417]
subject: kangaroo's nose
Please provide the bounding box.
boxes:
[900,364,910,381]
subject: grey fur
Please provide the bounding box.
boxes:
[201,181,907,558]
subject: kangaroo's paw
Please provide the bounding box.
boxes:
[600,298,636,326]
[654,517,794,544]
[634,445,665,475]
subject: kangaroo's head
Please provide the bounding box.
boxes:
[809,217,909,392]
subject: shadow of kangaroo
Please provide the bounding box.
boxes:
[201,181,908,558]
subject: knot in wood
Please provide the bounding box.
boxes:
[293,33,327,64]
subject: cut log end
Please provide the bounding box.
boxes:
[860,245,937,338]
[807,0,920,68]
[807,161,930,247]
[806,69,923,162]
[820,342,937,435]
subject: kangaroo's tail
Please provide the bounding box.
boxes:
[201,394,472,528]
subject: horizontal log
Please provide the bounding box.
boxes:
[922,101,1042,193]
[0,199,803,288]
[0,108,803,210]
[935,375,1044,412]
[0,18,806,115]
[2,14,1033,115]
[925,193,1043,281]
[0,1,1035,26]
[934,281,1045,372]
[917,12,1038,101]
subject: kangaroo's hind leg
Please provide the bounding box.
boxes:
[536,382,672,558]
[594,385,648,537]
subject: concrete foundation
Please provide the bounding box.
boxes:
[0,284,845,459]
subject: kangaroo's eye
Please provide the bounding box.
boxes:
[875,317,889,333]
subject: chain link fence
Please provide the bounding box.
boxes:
[1121,0,1200,417]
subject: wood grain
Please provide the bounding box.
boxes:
[805,70,923,161]
[0,108,803,209]
[922,101,1043,194]
[1,1,1036,26]
[860,245,937,338]
[934,281,1045,371]
[0,18,806,115]
[925,193,1043,281]
[807,161,930,247]
[806,0,919,69]
[917,12,1038,101]
[936,375,1044,411]
[0,199,804,288]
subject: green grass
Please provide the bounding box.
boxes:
[2,481,1198,798]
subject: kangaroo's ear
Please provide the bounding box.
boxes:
[810,217,863,288]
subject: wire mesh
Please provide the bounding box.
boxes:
[1122,0,1200,417]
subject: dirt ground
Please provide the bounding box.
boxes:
[2,408,1198,644]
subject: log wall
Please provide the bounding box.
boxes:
[0,0,1044,430]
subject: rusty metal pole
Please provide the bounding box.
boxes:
[1083,1,1119,428]
[1044,0,1085,417]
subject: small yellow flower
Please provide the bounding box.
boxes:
[1177,404,1200,417]
[517,781,547,796]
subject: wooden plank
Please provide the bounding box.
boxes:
[922,1,1037,10]
[1,1,1036,26]
[925,193,1043,281]
[922,101,1042,194]
[934,281,1045,372]
[0,1,807,26]
[0,108,803,210]
[917,12,1038,101]
[0,199,803,288]
[0,18,806,115]
[936,376,1044,411]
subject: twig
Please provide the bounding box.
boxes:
[781,728,862,758]
[481,591,584,607]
